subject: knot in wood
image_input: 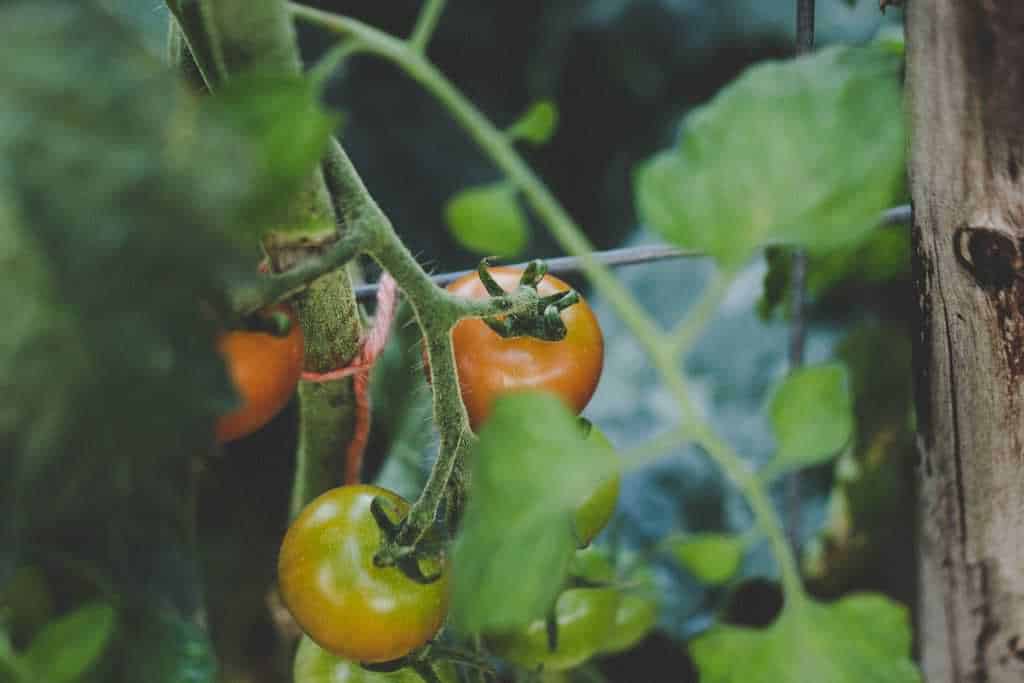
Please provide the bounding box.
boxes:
[953,226,1023,290]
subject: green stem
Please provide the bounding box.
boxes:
[619,425,695,473]
[287,4,690,419]
[288,7,667,359]
[409,0,447,53]
[318,139,566,549]
[289,3,808,599]
[168,1,364,521]
[230,230,366,315]
[690,424,806,601]
[668,267,737,356]
[427,644,496,674]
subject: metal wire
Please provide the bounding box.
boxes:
[352,203,910,301]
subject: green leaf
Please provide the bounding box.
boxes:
[444,182,529,257]
[690,593,921,683]
[757,226,910,320]
[24,603,116,683]
[0,9,275,672]
[667,533,745,585]
[0,566,54,644]
[507,100,559,145]
[874,25,906,56]
[451,394,616,634]
[635,43,905,265]
[804,323,915,592]
[206,70,339,237]
[120,608,216,683]
[0,1,267,539]
[767,363,853,474]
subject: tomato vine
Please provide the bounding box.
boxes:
[283,0,812,612]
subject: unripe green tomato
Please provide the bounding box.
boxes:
[573,426,620,547]
[600,593,659,655]
[568,546,616,585]
[486,587,620,672]
[293,636,457,683]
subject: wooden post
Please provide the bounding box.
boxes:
[907,2,1024,681]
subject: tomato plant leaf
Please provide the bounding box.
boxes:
[450,394,616,635]
[206,70,340,238]
[666,533,745,585]
[690,593,921,683]
[0,7,286,676]
[804,323,915,591]
[758,226,910,321]
[767,363,853,476]
[23,603,116,683]
[507,100,559,145]
[444,182,529,257]
[119,607,217,683]
[635,42,905,266]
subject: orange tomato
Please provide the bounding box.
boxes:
[215,306,304,443]
[445,267,603,429]
[279,485,449,663]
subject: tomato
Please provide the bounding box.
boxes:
[215,305,304,443]
[568,546,616,585]
[278,485,449,663]
[486,587,620,672]
[293,636,457,683]
[573,425,620,548]
[446,267,603,429]
[600,593,659,655]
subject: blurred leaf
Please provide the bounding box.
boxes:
[0,625,27,683]
[874,24,906,56]
[757,247,793,321]
[206,70,339,238]
[0,566,54,646]
[0,6,304,680]
[767,363,853,475]
[667,533,744,585]
[120,608,216,683]
[0,1,255,539]
[758,227,911,320]
[635,42,905,265]
[451,394,616,634]
[24,603,116,683]
[568,546,617,585]
[507,100,559,145]
[444,182,529,257]
[690,593,920,683]
[804,324,915,595]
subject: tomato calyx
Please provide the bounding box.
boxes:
[359,642,496,683]
[360,654,444,683]
[369,497,446,585]
[476,259,581,341]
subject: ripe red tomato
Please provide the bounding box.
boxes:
[215,305,304,443]
[293,636,457,683]
[278,485,449,663]
[446,267,603,429]
[573,425,620,547]
[486,587,620,671]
